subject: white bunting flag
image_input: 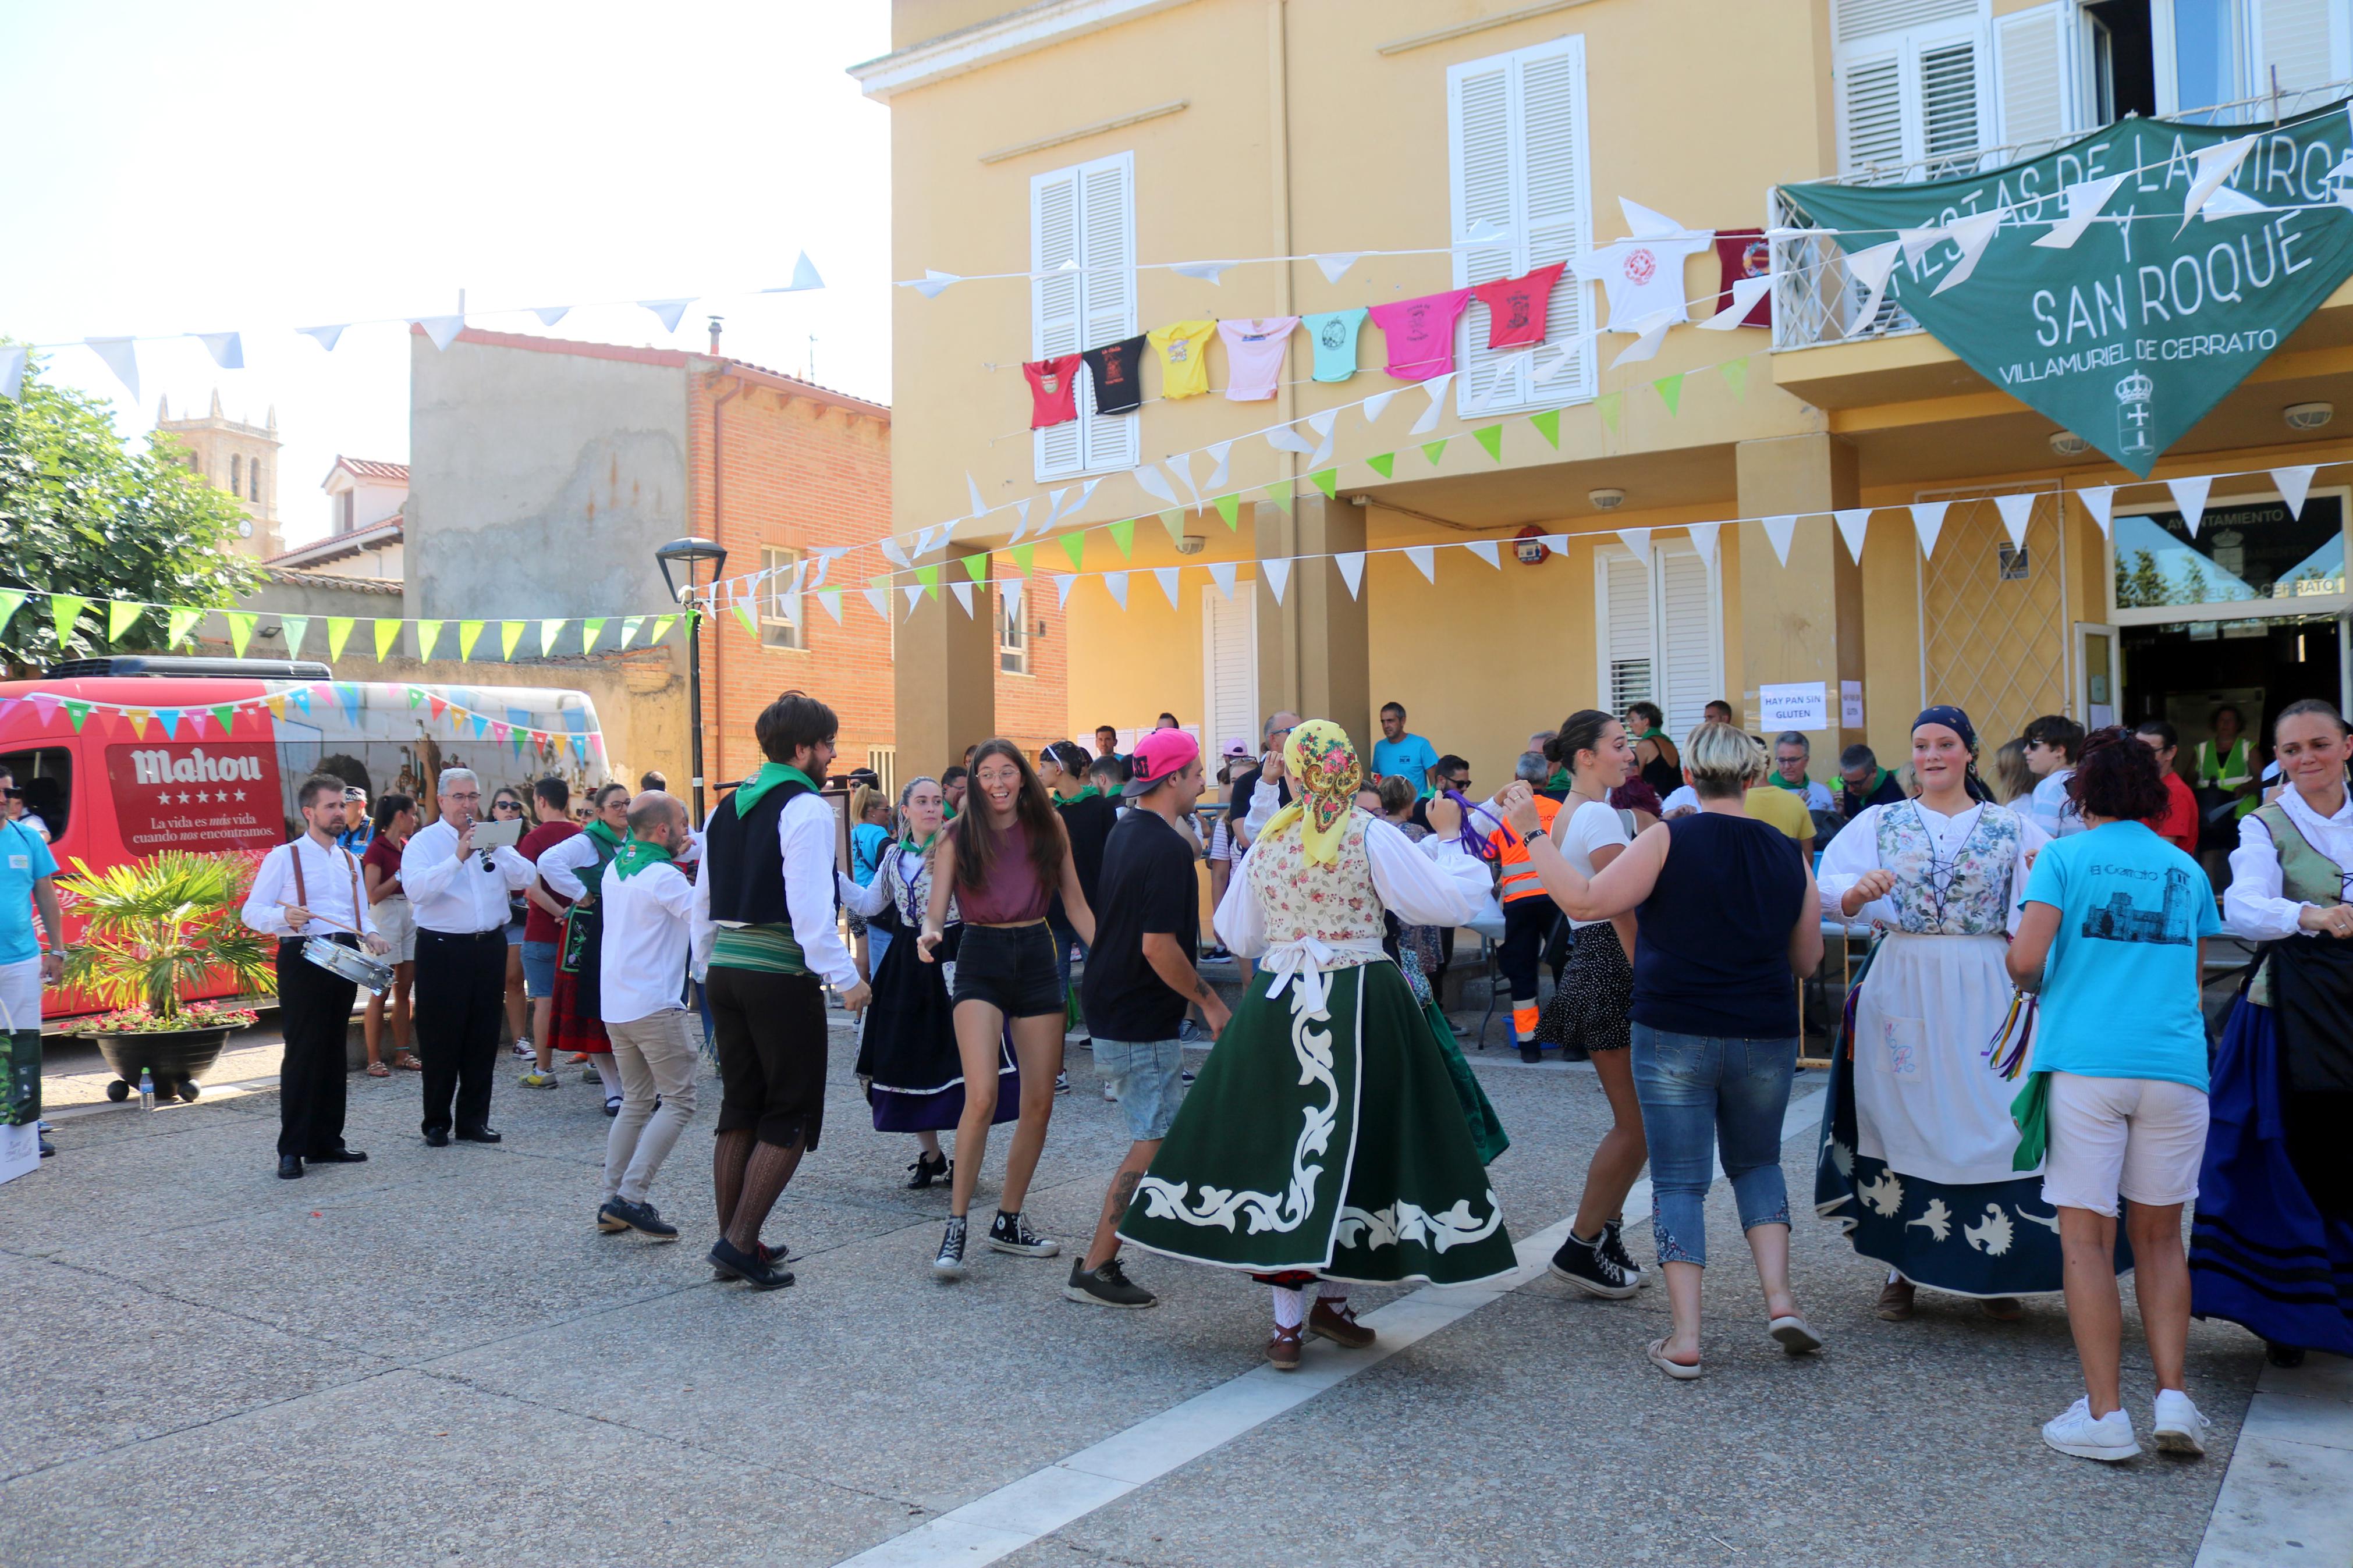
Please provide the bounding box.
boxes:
[1993,493,2035,550]
[1833,507,1872,563]
[1464,352,1533,415]
[1103,571,1129,610]
[903,585,924,615]
[1208,560,1238,599]
[411,315,467,351]
[1264,425,1318,456]
[1315,253,1365,284]
[194,332,243,370]
[1169,260,1236,284]
[0,347,24,401]
[1334,552,1366,600]
[1761,514,1799,567]
[1205,440,1234,491]
[1465,538,1502,569]
[1052,574,1077,609]
[1686,521,1720,569]
[1041,489,1067,533]
[1618,197,1688,239]
[815,589,843,624]
[2167,475,2213,538]
[1305,408,1338,466]
[966,472,986,518]
[1167,451,1201,511]
[1408,374,1456,436]
[909,270,961,298]
[1843,241,1902,334]
[1538,533,1570,556]
[1461,217,1510,244]
[1001,575,1023,618]
[2073,486,2114,538]
[639,298,692,333]
[1263,557,1292,605]
[861,586,890,621]
[278,614,309,656]
[1534,344,1580,386]
[1616,528,1653,566]
[533,306,572,326]
[1362,390,1397,424]
[1405,544,1437,582]
[2272,464,2318,519]
[1010,498,1034,542]
[2033,175,2128,250]
[772,252,825,293]
[84,336,140,399]
[2201,186,2269,219]
[949,581,974,617]
[297,323,347,351]
[1154,566,1183,608]
[1911,501,1949,558]
[1698,276,1772,331]
[1930,212,2002,295]
[1069,476,1102,520]
[2182,135,2258,226]
[911,526,939,559]
[1609,309,1677,367]
[1131,463,1181,507]
[1897,225,1947,269]
[879,536,910,569]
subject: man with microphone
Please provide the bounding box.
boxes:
[402,768,535,1146]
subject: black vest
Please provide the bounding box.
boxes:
[702,780,812,926]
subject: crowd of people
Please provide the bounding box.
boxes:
[214,684,2351,1463]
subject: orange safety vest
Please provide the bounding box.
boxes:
[1486,794,1561,904]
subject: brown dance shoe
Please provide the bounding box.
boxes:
[1875,1277,1917,1321]
[1308,1297,1376,1349]
[1981,1296,2023,1322]
[1266,1321,1304,1371]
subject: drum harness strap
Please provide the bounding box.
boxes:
[288,837,364,945]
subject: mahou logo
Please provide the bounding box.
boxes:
[129,748,265,787]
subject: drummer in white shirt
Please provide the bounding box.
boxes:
[242,774,390,1180]
[402,768,535,1146]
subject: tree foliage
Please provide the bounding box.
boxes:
[0,345,261,667]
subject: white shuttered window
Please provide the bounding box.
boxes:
[1031,152,1138,482]
[1833,1,1991,176]
[1595,543,1722,735]
[1448,33,1592,416]
[1200,585,1258,762]
[1993,2,2082,148]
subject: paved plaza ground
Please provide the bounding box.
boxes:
[5,1009,2348,1567]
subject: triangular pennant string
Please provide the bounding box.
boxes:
[1262,557,1291,605]
[107,600,143,641]
[1528,410,1560,449]
[326,617,356,660]
[1993,493,2036,550]
[501,621,526,659]
[1466,539,1501,569]
[459,620,486,659]
[1334,552,1366,600]
[2271,465,2318,519]
[1761,514,1798,568]
[1616,528,1653,567]
[1910,502,1948,559]
[1208,561,1237,600]
[2167,475,2213,538]
[374,617,402,660]
[1686,522,1720,569]
[1103,571,1129,609]
[2072,487,2114,538]
[224,610,257,657]
[1153,566,1183,609]
[1833,508,1872,563]
[1404,545,1436,583]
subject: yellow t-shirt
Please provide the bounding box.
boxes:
[1147,320,1217,399]
[1744,784,1813,842]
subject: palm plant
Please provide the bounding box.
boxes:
[57,851,274,1025]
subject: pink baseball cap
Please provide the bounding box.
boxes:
[1125,728,1200,797]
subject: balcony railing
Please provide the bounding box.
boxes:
[1769,79,2353,352]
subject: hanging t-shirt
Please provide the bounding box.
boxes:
[1714,227,1772,328]
[1023,355,1081,428]
[1570,233,1714,332]
[1146,320,1216,399]
[1215,317,1299,401]
[1303,308,1367,382]
[1367,289,1472,381]
[1081,333,1148,415]
[1468,261,1568,350]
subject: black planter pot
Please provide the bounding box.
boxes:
[89,1028,232,1103]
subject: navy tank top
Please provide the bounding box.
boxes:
[1631,812,1807,1039]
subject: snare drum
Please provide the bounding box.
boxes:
[303,936,394,995]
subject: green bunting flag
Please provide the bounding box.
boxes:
[278,614,308,656]
[1528,408,1561,449]
[1596,390,1623,433]
[50,595,90,649]
[211,704,236,733]
[224,611,256,657]
[1262,484,1291,514]
[1158,510,1186,546]
[374,617,401,660]
[1654,372,1685,417]
[1421,439,1448,466]
[0,591,24,639]
[914,563,940,599]
[406,686,425,709]
[649,614,677,645]
[167,606,203,647]
[1720,355,1749,401]
[500,621,525,659]
[1059,532,1085,571]
[960,554,988,582]
[459,620,485,659]
[1309,468,1338,499]
[1012,542,1035,575]
[1365,453,1395,479]
[1212,493,1241,528]
[582,617,606,651]
[1472,425,1504,462]
[63,700,90,733]
[108,600,143,641]
[540,618,566,656]
[1108,520,1135,559]
[732,601,757,638]
[326,617,356,660]
[618,615,644,650]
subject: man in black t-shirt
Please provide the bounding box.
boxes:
[1067,728,1229,1310]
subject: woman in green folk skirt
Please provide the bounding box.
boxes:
[1117,720,1516,1370]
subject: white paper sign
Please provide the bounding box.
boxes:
[1841,680,1865,728]
[0,1121,36,1187]
[1759,681,1830,728]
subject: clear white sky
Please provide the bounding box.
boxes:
[0,1,893,550]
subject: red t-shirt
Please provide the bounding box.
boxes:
[1715,229,1772,328]
[360,834,404,900]
[519,820,581,944]
[2149,771,2199,855]
[1024,355,1081,428]
[1468,261,1568,349]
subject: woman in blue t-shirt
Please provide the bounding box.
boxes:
[2010,727,2221,1465]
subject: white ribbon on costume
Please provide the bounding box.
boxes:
[1258,934,1390,1019]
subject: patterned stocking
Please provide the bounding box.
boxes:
[1270,1285,1306,1329]
[712,1128,754,1233]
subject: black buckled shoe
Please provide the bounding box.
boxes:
[306,1148,368,1164]
[423,1128,451,1147]
[708,1238,793,1290]
[454,1126,502,1143]
[276,1155,304,1179]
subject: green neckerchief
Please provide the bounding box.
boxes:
[734,760,821,813]
[1767,772,1813,792]
[1545,767,1571,790]
[1630,726,1663,742]
[583,816,625,849]
[1848,766,1890,799]
[1059,785,1104,806]
[897,829,939,854]
[611,834,673,880]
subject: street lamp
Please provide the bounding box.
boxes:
[654,536,727,822]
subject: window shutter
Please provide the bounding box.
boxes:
[1655,546,1718,737]
[1918,38,1986,172]
[2255,0,2344,95]
[1200,585,1258,760]
[1031,166,1083,481]
[1077,154,1138,472]
[1995,1,2075,148]
[1512,41,1590,406]
[1596,551,1655,713]
[1838,49,1907,173]
[1836,0,1976,44]
[1449,58,1516,410]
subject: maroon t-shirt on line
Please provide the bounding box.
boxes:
[519,820,582,944]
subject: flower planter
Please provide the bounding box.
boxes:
[89,1028,232,1103]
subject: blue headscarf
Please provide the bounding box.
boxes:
[1912,705,1994,802]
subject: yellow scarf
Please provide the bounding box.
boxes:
[1257,718,1363,868]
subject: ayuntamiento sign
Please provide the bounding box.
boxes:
[1781,101,2353,476]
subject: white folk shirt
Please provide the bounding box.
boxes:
[242,835,381,940]
[535,831,609,901]
[688,788,860,991]
[2223,783,2353,940]
[599,859,697,1025]
[1212,816,1492,960]
[400,817,534,934]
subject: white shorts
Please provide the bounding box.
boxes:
[373,897,417,966]
[2039,1071,2210,1217]
[0,954,41,1033]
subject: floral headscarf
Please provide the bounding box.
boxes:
[1259,718,1362,867]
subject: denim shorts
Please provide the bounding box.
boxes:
[521,940,560,999]
[951,922,1064,1019]
[1093,1037,1185,1141]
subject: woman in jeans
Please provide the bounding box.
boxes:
[1502,721,1823,1378]
[2008,728,2222,1462]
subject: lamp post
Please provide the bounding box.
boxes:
[654,536,727,823]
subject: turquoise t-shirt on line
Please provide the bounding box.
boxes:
[0,817,58,966]
[1371,733,1440,795]
[2021,819,2220,1091]
[1304,308,1367,383]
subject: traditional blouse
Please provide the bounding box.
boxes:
[2224,783,2353,941]
[1816,799,2045,937]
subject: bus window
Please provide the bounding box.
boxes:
[0,746,72,842]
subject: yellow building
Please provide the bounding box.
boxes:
[856,0,2353,787]
[156,390,283,560]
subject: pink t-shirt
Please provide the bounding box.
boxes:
[1367,289,1472,381]
[1215,318,1298,401]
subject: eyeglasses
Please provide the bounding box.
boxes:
[443,790,480,801]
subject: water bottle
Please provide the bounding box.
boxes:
[138,1066,154,1111]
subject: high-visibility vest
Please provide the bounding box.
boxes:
[1488,794,1561,904]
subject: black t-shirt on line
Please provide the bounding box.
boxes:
[1081,334,1148,415]
[1079,808,1201,1044]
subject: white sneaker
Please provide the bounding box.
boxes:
[2152,1389,2208,1457]
[1102,1080,1119,1103]
[511,1037,534,1059]
[2042,1396,2141,1462]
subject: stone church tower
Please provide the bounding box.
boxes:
[156,390,282,560]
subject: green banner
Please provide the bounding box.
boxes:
[1780,99,2353,476]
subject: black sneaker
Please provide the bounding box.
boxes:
[934,1216,969,1281]
[1064,1256,1156,1308]
[906,1151,950,1189]
[987,1209,1060,1258]
[597,1201,630,1233]
[608,1197,680,1240]
[708,1237,792,1289]
[1548,1229,1638,1299]
[710,1240,792,1280]
[1519,1044,1542,1064]
[1600,1218,1645,1287]
[1054,1071,1071,1095]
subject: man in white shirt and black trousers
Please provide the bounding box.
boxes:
[242,773,391,1179]
[402,767,535,1146]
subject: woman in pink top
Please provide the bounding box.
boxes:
[920,738,1096,1279]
